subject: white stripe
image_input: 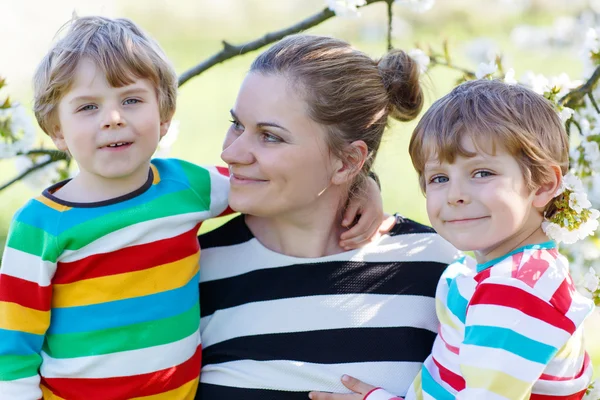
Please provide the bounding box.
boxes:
[40,329,200,378]
[489,256,515,278]
[59,212,210,263]
[365,388,401,400]
[529,252,568,302]
[565,292,594,327]
[201,294,437,348]
[201,359,420,395]
[533,355,593,395]
[200,232,460,283]
[0,376,42,399]
[459,344,545,382]
[430,338,460,375]
[204,165,230,217]
[466,304,571,348]
[455,389,509,400]
[0,247,56,286]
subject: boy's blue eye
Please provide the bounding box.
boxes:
[79,104,97,112]
[474,170,493,178]
[123,98,140,105]
[430,175,449,184]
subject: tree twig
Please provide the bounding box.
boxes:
[178,0,388,86]
[386,0,393,51]
[0,158,57,191]
[559,65,600,108]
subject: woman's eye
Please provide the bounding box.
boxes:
[123,98,141,105]
[229,120,243,131]
[262,132,281,143]
[474,170,493,178]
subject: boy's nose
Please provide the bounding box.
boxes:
[447,180,470,205]
[103,110,126,129]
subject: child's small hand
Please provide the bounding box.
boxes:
[308,375,377,400]
[339,176,393,250]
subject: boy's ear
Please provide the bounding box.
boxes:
[159,119,172,139]
[331,140,368,186]
[49,126,68,152]
[532,165,562,208]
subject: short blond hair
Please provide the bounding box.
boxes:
[33,16,177,135]
[409,79,569,192]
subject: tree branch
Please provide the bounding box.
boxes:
[559,65,600,108]
[386,0,394,51]
[178,0,388,87]
[0,158,56,191]
[0,149,69,192]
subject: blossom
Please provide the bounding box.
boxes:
[464,37,500,65]
[394,0,435,13]
[584,379,600,400]
[583,267,600,293]
[559,107,574,123]
[519,71,550,94]
[13,155,62,190]
[0,104,36,159]
[326,0,366,17]
[562,172,585,193]
[475,60,497,79]
[408,49,430,73]
[504,68,518,85]
[569,191,592,214]
[582,140,600,164]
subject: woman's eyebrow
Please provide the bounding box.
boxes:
[230,109,290,132]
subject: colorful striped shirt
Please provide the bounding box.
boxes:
[0,159,229,400]
[369,242,595,400]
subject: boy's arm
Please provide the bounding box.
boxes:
[456,274,590,399]
[0,217,55,399]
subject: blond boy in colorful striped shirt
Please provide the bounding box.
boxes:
[309,80,595,400]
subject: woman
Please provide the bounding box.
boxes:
[196,34,460,399]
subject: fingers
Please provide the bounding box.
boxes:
[339,216,380,249]
[340,375,377,396]
[377,214,396,234]
[341,202,361,228]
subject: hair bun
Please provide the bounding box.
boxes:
[377,49,424,122]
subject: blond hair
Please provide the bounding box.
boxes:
[409,79,569,193]
[33,16,177,135]
[250,34,424,195]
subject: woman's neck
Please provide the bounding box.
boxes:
[245,203,348,258]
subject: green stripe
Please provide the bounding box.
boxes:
[0,354,41,381]
[177,160,212,209]
[44,302,200,359]
[6,221,59,262]
[59,190,207,251]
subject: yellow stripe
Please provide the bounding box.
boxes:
[41,385,67,400]
[0,301,49,335]
[461,365,532,400]
[150,163,161,184]
[53,252,200,308]
[413,370,424,400]
[35,195,72,212]
[436,298,459,331]
[131,378,198,400]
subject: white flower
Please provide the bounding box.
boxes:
[504,68,518,85]
[584,379,600,400]
[562,172,585,193]
[582,140,600,164]
[13,155,61,190]
[154,120,180,158]
[326,0,366,17]
[519,71,550,94]
[542,221,580,244]
[463,37,500,65]
[559,107,574,122]
[569,191,592,214]
[0,104,36,159]
[579,208,600,240]
[582,267,600,293]
[394,0,435,13]
[475,60,497,79]
[408,49,430,73]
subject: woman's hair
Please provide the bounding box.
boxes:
[409,79,569,194]
[33,15,178,135]
[250,34,424,197]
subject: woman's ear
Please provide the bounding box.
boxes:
[533,165,562,208]
[331,140,369,186]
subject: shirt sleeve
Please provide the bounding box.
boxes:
[0,214,57,399]
[455,273,582,400]
[364,387,403,400]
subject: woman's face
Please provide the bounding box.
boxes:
[221,72,342,218]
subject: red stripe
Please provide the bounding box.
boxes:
[42,345,202,399]
[549,277,574,316]
[474,268,491,283]
[510,252,524,279]
[432,356,465,392]
[53,224,201,284]
[468,283,576,334]
[529,388,587,400]
[215,166,229,176]
[438,326,459,355]
[0,274,52,311]
[539,353,590,381]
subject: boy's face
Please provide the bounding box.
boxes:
[52,58,169,187]
[423,136,544,262]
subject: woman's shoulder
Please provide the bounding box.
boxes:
[381,214,462,266]
[199,214,252,249]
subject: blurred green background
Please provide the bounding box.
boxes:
[1,0,599,373]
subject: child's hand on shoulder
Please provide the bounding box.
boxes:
[309,375,381,400]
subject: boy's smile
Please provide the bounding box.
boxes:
[51,58,170,201]
[424,136,549,263]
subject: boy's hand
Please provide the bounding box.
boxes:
[340,176,394,250]
[309,375,377,400]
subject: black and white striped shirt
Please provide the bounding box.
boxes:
[196,214,460,400]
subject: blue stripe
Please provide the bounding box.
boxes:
[12,200,62,235]
[48,274,199,334]
[446,281,468,323]
[477,241,556,272]
[421,363,455,400]
[152,158,190,186]
[0,329,44,356]
[464,325,557,364]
